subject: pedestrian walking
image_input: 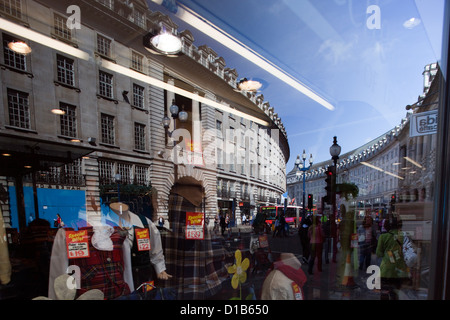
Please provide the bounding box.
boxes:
[220,214,226,236]
[308,215,324,274]
[54,213,63,228]
[273,215,281,237]
[321,214,331,264]
[376,215,410,300]
[357,215,377,271]
[298,210,312,263]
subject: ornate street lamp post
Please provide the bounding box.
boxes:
[329,136,341,262]
[162,99,188,181]
[295,150,314,211]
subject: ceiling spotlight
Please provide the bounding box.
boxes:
[8,41,31,54]
[51,108,66,115]
[236,78,263,92]
[149,28,182,55]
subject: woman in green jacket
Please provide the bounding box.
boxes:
[376,215,409,300]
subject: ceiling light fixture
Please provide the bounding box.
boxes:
[51,108,66,115]
[236,78,263,92]
[8,41,31,54]
[149,27,182,55]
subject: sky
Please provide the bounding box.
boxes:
[147,0,445,172]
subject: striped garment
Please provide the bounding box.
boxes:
[69,227,131,300]
[161,193,229,299]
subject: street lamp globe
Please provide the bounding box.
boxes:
[302,149,307,161]
[178,108,188,122]
[169,100,179,118]
[330,136,341,162]
[162,116,171,129]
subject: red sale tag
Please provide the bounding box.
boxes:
[259,235,269,248]
[291,282,302,300]
[185,212,204,240]
[66,230,90,259]
[135,228,151,251]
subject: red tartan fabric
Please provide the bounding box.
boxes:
[69,227,130,300]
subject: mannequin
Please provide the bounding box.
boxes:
[261,253,307,300]
[48,197,171,300]
[163,176,225,299]
[108,202,171,286]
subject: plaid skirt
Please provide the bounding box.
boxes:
[162,194,228,299]
[69,227,131,300]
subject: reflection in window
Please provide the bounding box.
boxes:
[59,103,77,138]
[0,0,22,19]
[99,70,113,98]
[101,113,115,145]
[134,122,146,151]
[56,54,75,86]
[53,13,72,41]
[132,83,145,109]
[131,51,143,72]
[3,33,26,71]
[97,34,111,57]
[7,88,29,129]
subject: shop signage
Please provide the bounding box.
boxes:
[410,109,438,137]
[135,228,151,251]
[66,230,90,259]
[185,212,205,240]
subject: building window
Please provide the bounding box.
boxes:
[133,84,145,109]
[131,51,143,72]
[101,113,115,145]
[56,54,75,86]
[117,163,132,184]
[134,165,148,185]
[3,33,26,71]
[53,14,72,41]
[97,34,111,57]
[7,88,29,129]
[59,103,77,138]
[134,122,146,151]
[99,159,114,184]
[0,0,22,19]
[133,9,146,28]
[217,147,223,169]
[96,0,113,10]
[99,70,113,98]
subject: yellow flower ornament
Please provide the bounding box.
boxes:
[227,249,250,289]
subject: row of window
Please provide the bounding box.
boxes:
[3,33,147,108]
[98,159,149,185]
[5,88,147,150]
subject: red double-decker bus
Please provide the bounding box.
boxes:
[258,205,303,226]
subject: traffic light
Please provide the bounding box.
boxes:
[390,194,396,212]
[307,194,313,210]
[324,166,335,205]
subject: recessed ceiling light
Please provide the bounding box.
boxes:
[149,31,182,55]
[24,165,32,169]
[8,41,31,54]
[236,78,263,92]
[2,153,11,157]
[51,109,66,115]
[70,139,81,143]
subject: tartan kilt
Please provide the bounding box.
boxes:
[69,227,131,300]
[162,193,228,299]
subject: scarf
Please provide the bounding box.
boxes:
[274,261,307,287]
